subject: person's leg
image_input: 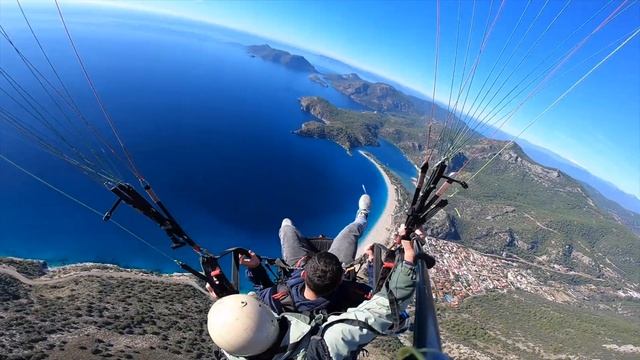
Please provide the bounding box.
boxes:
[279,218,315,266]
[328,217,367,265]
[329,195,371,265]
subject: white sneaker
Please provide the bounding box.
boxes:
[281,218,293,227]
[357,194,371,219]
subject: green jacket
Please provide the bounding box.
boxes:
[224,261,417,360]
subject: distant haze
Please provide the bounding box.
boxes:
[478,125,640,214]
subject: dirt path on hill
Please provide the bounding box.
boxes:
[0,265,207,294]
[473,251,605,282]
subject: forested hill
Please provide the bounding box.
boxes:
[583,182,640,236]
[247,44,318,73]
[324,73,449,119]
[295,79,640,285]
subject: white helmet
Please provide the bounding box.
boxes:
[207,294,279,357]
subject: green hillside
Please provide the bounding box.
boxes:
[440,290,640,359]
[295,92,639,284]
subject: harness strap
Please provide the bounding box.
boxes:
[320,318,385,337]
[246,318,290,360]
[386,283,402,332]
[272,316,324,359]
[272,282,298,313]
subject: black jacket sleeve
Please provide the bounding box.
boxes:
[246,265,275,290]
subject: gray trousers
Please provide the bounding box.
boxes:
[279,217,367,266]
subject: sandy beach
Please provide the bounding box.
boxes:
[357,151,400,254]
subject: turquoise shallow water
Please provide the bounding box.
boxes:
[0,6,416,273]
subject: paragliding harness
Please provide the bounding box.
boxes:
[103,180,249,296]
[253,238,445,360]
[102,180,367,301]
[102,158,462,360]
[265,236,373,318]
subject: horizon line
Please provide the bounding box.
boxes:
[21,0,640,201]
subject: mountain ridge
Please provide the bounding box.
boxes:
[293,77,640,285]
[480,125,640,214]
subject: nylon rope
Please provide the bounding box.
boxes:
[438,0,477,160]
[438,0,476,159]
[448,0,618,153]
[15,0,125,180]
[464,0,590,141]
[16,0,74,105]
[454,0,574,147]
[450,26,640,195]
[0,152,178,263]
[442,0,507,157]
[447,0,632,157]
[443,0,497,147]
[445,0,537,155]
[0,67,105,175]
[425,0,441,164]
[439,0,534,159]
[54,0,143,181]
[446,0,564,156]
[0,25,114,178]
[0,26,94,147]
[443,0,502,149]
[437,0,463,158]
[0,107,114,182]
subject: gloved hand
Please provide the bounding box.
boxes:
[238,250,261,269]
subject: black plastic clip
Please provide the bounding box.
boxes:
[103,198,123,221]
[442,175,468,189]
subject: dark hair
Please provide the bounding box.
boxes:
[303,251,344,296]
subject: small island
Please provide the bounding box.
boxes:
[247,44,318,73]
[309,74,329,87]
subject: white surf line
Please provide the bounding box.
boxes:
[357,150,399,254]
[0,264,207,295]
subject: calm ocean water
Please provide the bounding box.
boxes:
[0,6,416,273]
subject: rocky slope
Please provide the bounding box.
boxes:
[0,259,219,360]
[437,140,640,284]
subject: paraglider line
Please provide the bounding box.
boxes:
[0,153,177,263]
[54,0,143,181]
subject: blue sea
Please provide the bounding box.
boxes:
[0,5,416,273]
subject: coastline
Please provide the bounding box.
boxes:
[357,150,402,254]
[0,258,206,295]
[1,151,405,271]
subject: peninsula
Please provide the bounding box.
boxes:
[247,44,317,73]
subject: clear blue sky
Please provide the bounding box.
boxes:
[54,1,640,198]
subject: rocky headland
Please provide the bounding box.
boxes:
[247,44,317,73]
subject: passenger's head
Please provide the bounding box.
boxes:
[207,294,279,356]
[302,251,344,296]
